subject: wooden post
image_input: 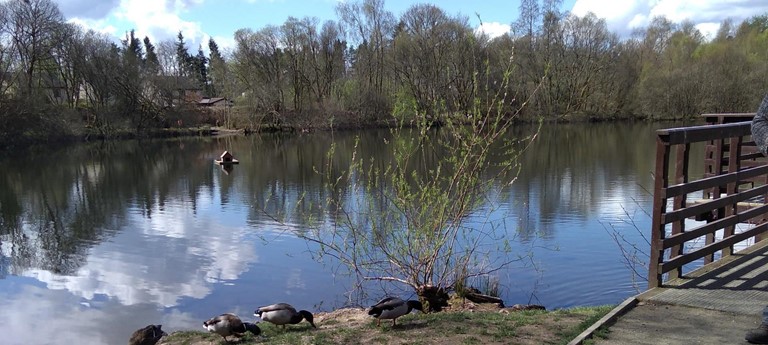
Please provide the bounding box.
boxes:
[649,136,671,288]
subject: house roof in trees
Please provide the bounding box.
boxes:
[198,97,232,106]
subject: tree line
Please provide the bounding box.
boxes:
[2,0,768,146]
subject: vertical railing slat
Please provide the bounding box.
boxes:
[670,143,689,279]
[705,138,726,264]
[722,136,743,257]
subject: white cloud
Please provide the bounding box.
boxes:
[212,34,237,52]
[114,0,207,46]
[67,17,118,37]
[695,22,721,39]
[58,0,210,48]
[475,22,511,39]
[570,0,768,39]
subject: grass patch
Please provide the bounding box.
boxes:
[463,336,482,345]
[158,305,614,345]
[553,305,615,345]
[161,329,260,344]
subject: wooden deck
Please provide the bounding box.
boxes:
[570,115,768,345]
[570,229,768,345]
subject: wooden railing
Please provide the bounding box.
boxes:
[648,118,768,287]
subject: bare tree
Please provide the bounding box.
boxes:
[151,39,186,110]
[559,13,618,114]
[281,17,312,112]
[233,26,285,111]
[77,31,121,130]
[290,61,539,311]
[50,23,84,107]
[514,0,540,38]
[336,0,395,119]
[156,39,178,77]
[4,0,64,95]
[315,20,345,103]
[392,4,477,121]
[0,3,18,98]
[337,0,395,94]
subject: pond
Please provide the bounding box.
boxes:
[0,122,691,344]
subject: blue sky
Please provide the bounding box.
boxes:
[55,0,768,51]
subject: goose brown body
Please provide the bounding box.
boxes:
[368,297,423,326]
[203,313,261,342]
[255,303,316,329]
[128,324,166,345]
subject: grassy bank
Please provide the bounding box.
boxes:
[157,305,613,345]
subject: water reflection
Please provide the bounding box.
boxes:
[0,122,693,344]
[0,281,201,345]
[24,200,257,307]
[513,124,657,231]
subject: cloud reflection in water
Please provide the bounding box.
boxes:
[0,185,336,344]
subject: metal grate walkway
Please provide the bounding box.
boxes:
[571,240,768,345]
[647,243,768,316]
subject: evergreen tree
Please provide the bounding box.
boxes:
[175,31,192,77]
[122,29,143,63]
[208,38,223,63]
[143,36,159,72]
[208,38,226,97]
[193,45,209,94]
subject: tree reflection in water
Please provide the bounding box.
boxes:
[0,122,693,343]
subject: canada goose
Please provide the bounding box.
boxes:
[128,324,167,345]
[255,303,316,329]
[368,297,424,326]
[203,313,261,343]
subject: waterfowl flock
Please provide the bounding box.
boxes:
[130,298,422,344]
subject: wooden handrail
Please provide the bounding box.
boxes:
[663,164,768,198]
[657,121,752,145]
[662,184,768,224]
[648,119,768,288]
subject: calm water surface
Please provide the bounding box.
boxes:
[0,122,696,344]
